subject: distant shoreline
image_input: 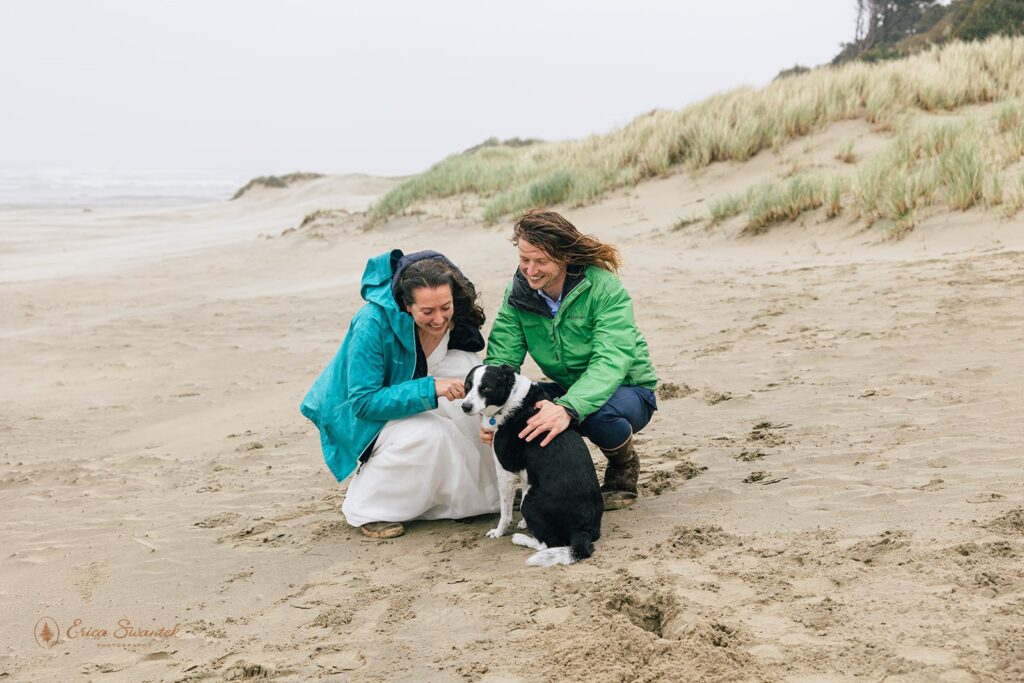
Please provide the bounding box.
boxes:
[0,197,231,211]
[0,168,246,208]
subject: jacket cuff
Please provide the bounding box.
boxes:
[554,399,581,425]
[421,377,438,410]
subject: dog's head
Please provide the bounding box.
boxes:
[461,364,517,416]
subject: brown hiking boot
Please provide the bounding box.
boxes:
[600,433,639,511]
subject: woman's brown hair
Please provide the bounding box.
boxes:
[395,258,486,329]
[511,209,621,272]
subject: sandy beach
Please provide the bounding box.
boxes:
[2,139,1024,682]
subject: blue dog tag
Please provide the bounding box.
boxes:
[488,417,496,426]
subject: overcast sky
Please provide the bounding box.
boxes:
[0,1,858,177]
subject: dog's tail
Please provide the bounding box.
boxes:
[526,532,594,568]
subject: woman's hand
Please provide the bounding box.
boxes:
[519,400,570,447]
[434,378,465,401]
[480,428,494,446]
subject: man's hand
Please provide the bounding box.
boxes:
[519,400,570,447]
[434,378,465,401]
[480,428,494,446]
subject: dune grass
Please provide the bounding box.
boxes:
[996,100,1024,133]
[941,144,985,210]
[232,172,323,200]
[836,140,858,164]
[744,176,826,234]
[825,175,849,219]
[700,102,1024,236]
[864,118,992,220]
[1002,173,1024,217]
[369,36,1024,224]
[708,193,746,224]
[707,174,845,233]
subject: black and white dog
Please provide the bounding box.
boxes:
[461,364,602,567]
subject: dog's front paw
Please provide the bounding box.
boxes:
[517,519,528,530]
[486,527,507,539]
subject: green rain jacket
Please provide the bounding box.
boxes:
[300,250,437,481]
[484,265,657,421]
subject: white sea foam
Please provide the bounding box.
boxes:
[0,168,246,208]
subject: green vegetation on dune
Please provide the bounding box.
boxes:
[745,176,827,235]
[370,36,1024,226]
[714,108,1024,237]
[461,136,542,155]
[232,172,324,200]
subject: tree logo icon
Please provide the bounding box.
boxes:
[34,617,60,649]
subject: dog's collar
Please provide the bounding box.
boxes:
[483,376,531,429]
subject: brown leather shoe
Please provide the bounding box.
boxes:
[360,521,405,539]
[600,433,639,511]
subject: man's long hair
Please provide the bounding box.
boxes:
[511,209,622,272]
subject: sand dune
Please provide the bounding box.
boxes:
[0,174,399,283]
[2,140,1023,681]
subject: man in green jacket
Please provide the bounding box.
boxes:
[484,210,658,510]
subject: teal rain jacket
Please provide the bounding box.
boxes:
[300,250,437,481]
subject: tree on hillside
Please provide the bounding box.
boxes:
[854,0,942,53]
[955,0,1024,40]
[838,0,1024,63]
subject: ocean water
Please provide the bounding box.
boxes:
[0,169,248,208]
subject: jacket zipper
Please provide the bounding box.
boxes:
[551,319,559,363]
[549,280,589,369]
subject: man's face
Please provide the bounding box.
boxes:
[518,238,567,298]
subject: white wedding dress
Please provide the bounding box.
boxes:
[341,331,499,527]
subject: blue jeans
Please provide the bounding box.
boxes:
[537,383,658,451]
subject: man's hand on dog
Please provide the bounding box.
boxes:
[519,400,571,447]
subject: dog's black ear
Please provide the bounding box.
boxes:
[498,364,515,376]
[496,365,516,398]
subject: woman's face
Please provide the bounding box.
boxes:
[406,284,454,336]
[518,238,567,297]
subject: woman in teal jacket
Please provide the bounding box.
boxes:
[484,210,658,510]
[301,250,499,538]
